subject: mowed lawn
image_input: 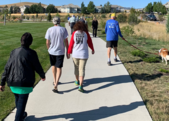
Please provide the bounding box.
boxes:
[89,25,169,121]
[0,22,57,120]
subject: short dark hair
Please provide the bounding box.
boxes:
[21,32,33,47]
[73,21,88,32]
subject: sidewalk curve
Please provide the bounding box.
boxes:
[4,23,152,121]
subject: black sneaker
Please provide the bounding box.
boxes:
[107,61,112,66]
[52,89,59,93]
[114,58,118,62]
[23,112,27,121]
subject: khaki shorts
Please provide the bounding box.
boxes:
[73,58,88,77]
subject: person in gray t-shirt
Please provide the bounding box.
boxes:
[45,17,70,93]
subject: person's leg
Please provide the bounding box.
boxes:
[54,68,62,89]
[15,94,29,121]
[113,41,118,61]
[93,28,95,37]
[107,47,111,62]
[73,58,79,85]
[14,93,19,108]
[78,59,87,92]
[114,47,117,59]
[52,66,57,85]
[95,28,97,37]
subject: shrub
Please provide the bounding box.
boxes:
[143,57,160,63]
[100,20,106,29]
[159,69,169,73]
[36,13,38,18]
[109,14,111,18]
[101,30,105,34]
[116,13,127,23]
[128,13,140,25]
[47,13,52,22]
[86,18,92,27]
[166,14,169,33]
[121,26,134,36]
[158,15,164,21]
[12,16,16,20]
[32,15,35,19]
[56,12,60,17]
[131,50,146,58]
[101,14,106,18]
[26,16,29,20]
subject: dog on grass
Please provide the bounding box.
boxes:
[159,48,169,65]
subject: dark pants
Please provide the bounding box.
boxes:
[14,93,29,121]
[70,22,75,34]
[93,28,97,37]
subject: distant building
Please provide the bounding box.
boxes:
[111,5,123,12]
[59,4,80,13]
[20,5,29,14]
[0,7,8,13]
[95,6,102,13]
[164,2,169,11]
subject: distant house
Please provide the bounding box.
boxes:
[59,4,80,13]
[111,5,123,12]
[95,6,102,13]
[20,5,29,14]
[164,2,169,11]
[0,7,8,13]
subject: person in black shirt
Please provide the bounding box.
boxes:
[92,17,98,37]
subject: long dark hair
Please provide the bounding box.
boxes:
[73,21,88,32]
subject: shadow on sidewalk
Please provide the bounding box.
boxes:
[60,75,132,93]
[25,101,144,121]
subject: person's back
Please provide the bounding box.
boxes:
[92,20,98,28]
[45,26,68,56]
[105,19,122,41]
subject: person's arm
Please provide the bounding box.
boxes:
[68,32,75,54]
[64,38,69,59]
[96,20,98,28]
[86,32,95,54]
[116,23,123,38]
[32,52,46,80]
[92,20,94,28]
[46,39,50,49]
[105,22,107,34]
[0,51,13,91]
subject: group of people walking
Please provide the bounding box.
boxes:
[0,13,125,121]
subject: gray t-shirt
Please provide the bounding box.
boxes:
[45,26,68,56]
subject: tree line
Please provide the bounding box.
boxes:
[145,2,167,14]
[81,1,112,14]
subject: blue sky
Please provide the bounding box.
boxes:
[0,0,168,8]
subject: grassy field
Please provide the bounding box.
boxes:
[0,22,63,120]
[89,24,169,121]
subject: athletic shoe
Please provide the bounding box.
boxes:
[78,86,85,92]
[74,80,79,86]
[52,89,59,93]
[114,58,118,62]
[22,112,27,121]
[107,61,112,66]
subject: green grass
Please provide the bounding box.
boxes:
[0,22,65,120]
[90,23,169,121]
[131,50,146,58]
[159,69,169,73]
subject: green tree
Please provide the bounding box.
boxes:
[145,2,153,13]
[13,6,20,13]
[153,2,157,12]
[36,13,38,18]
[37,2,44,13]
[161,6,167,15]
[24,7,30,14]
[46,4,57,13]
[130,8,136,14]
[47,13,52,21]
[81,2,87,14]
[56,12,60,17]
[104,2,111,13]
[9,6,13,14]
[166,14,169,33]
[29,4,38,13]
[87,1,95,13]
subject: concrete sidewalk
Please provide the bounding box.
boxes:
[4,23,152,121]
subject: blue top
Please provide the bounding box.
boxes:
[105,19,123,41]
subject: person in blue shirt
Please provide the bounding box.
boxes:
[105,13,125,66]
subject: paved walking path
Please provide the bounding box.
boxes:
[5,23,152,121]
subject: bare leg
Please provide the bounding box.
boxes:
[107,47,111,60]
[79,76,84,86]
[52,66,56,85]
[114,47,117,58]
[54,68,62,89]
[75,75,79,81]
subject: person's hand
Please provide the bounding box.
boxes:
[122,37,125,40]
[67,54,70,59]
[0,86,5,92]
[41,78,45,81]
[92,51,95,54]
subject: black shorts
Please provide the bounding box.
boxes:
[106,41,118,48]
[49,55,65,68]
